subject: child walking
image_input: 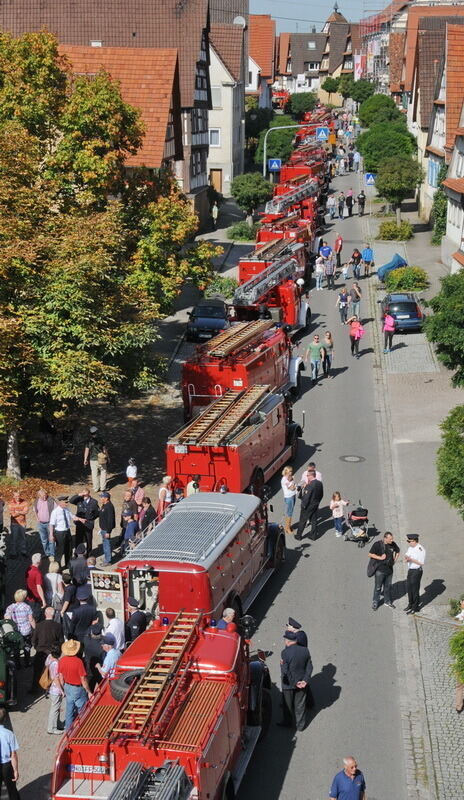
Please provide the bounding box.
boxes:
[330,492,349,537]
[126,457,138,488]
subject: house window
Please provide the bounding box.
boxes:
[344,60,353,70]
[456,150,464,178]
[191,107,208,133]
[248,70,252,85]
[428,159,440,189]
[304,62,320,71]
[307,41,316,49]
[209,128,221,147]
[211,86,222,108]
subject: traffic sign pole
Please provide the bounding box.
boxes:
[262,123,316,177]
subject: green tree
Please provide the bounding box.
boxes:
[245,107,273,141]
[230,173,273,214]
[359,93,397,126]
[450,628,464,683]
[254,114,295,166]
[375,156,423,222]
[288,92,317,118]
[337,75,355,100]
[357,125,416,173]
[431,164,448,244]
[350,79,375,104]
[425,271,464,387]
[436,405,464,518]
[321,77,339,102]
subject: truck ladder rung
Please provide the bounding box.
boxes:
[109,611,201,741]
[198,385,269,446]
[172,392,238,444]
[206,320,274,358]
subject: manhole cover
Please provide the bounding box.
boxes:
[340,455,365,463]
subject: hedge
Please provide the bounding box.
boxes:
[384,266,429,292]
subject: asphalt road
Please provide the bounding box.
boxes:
[238,190,407,800]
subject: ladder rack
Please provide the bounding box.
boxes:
[249,238,288,261]
[264,178,318,215]
[204,320,274,358]
[234,256,297,306]
[169,386,270,447]
[109,611,201,742]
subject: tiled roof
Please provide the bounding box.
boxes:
[326,10,348,24]
[59,45,180,169]
[403,5,464,92]
[210,23,243,82]
[249,14,276,80]
[451,250,464,266]
[277,32,291,75]
[290,33,326,76]
[443,177,464,194]
[349,24,361,54]
[360,0,412,37]
[328,22,350,73]
[388,31,405,91]
[445,24,464,156]
[0,0,209,109]
[416,18,464,129]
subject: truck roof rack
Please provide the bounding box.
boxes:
[234,257,297,306]
[169,385,269,446]
[110,611,201,743]
[108,761,192,800]
[202,320,274,358]
[264,178,318,215]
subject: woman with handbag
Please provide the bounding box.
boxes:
[45,645,64,734]
[345,314,365,359]
[383,312,396,353]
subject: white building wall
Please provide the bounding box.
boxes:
[208,46,244,196]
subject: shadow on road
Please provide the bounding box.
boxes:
[18,771,51,800]
[420,577,446,608]
[309,663,341,720]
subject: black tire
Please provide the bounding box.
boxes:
[305,308,311,332]
[290,432,298,461]
[250,467,265,497]
[272,535,285,569]
[294,367,303,397]
[221,776,235,800]
[259,688,272,740]
[109,669,143,702]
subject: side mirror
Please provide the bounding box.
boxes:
[241,614,256,639]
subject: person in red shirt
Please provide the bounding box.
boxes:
[334,233,343,270]
[25,553,46,620]
[58,640,92,730]
[8,490,29,557]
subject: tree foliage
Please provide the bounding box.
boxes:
[436,405,464,519]
[245,107,273,141]
[350,80,375,104]
[337,75,355,100]
[450,628,464,683]
[359,93,397,127]
[425,271,464,387]
[254,114,295,166]
[375,157,423,221]
[431,164,448,245]
[231,173,273,213]
[321,77,339,100]
[287,92,317,118]
[357,126,416,173]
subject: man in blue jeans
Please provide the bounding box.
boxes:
[368,531,400,610]
[58,639,92,730]
[98,491,116,565]
[305,335,323,384]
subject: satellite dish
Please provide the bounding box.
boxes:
[233,15,246,28]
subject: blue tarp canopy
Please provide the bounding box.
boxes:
[377,253,407,281]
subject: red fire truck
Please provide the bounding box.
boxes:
[115,492,284,620]
[166,385,302,495]
[239,237,310,284]
[182,320,304,419]
[233,253,311,331]
[255,212,314,248]
[51,612,272,800]
[272,89,290,110]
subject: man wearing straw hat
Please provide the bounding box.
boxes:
[58,640,92,730]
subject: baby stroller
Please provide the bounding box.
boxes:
[345,501,369,547]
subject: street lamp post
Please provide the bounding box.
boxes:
[262,123,317,178]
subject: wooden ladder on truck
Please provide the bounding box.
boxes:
[205,320,273,358]
[109,611,201,743]
[199,385,269,446]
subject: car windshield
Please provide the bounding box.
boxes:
[390,302,417,313]
[193,306,225,319]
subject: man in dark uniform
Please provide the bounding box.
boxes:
[295,470,324,541]
[69,543,90,586]
[82,623,104,690]
[69,586,98,643]
[70,489,100,555]
[286,617,308,647]
[279,631,313,731]
[125,597,147,643]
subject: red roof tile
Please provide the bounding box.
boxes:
[403,5,464,91]
[389,31,405,91]
[249,14,276,80]
[451,250,464,265]
[210,23,243,82]
[59,45,179,169]
[443,177,464,194]
[277,32,291,75]
[445,24,464,156]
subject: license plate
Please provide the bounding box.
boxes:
[396,314,409,319]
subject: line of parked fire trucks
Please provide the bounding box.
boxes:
[51,107,334,800]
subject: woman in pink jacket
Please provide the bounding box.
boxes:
[383,312,396,353]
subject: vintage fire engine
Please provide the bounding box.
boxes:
[239,236,311,285]
[181,320,304,419]
[51,612,272,800]
[166,385,301,496]
[233,253,311,331]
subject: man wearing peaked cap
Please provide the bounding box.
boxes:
[279,630,313,731]
[287,617,308,648]
[125,597,147,644]
[404,534,426,615]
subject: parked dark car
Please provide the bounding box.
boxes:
[378,292,425,331]
[185,298,230,341]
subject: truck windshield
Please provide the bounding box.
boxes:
[129,568,159,617]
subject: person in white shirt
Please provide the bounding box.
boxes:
[455,599,464,623]
[300,462,322,485]
[126,458,137,488]
[49,496,76,567]
[104,607,125,650]
[404,534,426,614]
[281,466,297,535]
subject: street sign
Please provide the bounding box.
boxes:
[316,126,329,141]
[365,173,376,186]
[268,158,282,172]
